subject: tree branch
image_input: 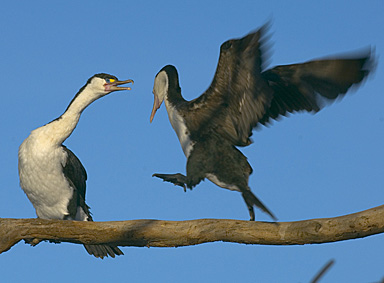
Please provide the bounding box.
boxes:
[1,204,383,254]
[310,259,335,283]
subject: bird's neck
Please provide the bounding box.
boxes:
[165,85,185,108]
[35,87,99,146]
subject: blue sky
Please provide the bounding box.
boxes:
[1,1,383,282]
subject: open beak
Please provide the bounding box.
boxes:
[105,79,134,92]
[150,93,160,123]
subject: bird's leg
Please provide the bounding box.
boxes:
[240,190,255,221]
[244,200,256,221]
[152,173,190,192]
[241,190,278,221]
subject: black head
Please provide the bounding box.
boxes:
[65,73,134,111]
[90,73,119,84]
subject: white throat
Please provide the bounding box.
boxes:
[163,97,195,158]
[155,69,195,158]
[35,86,102,146]
[18,83,102,219]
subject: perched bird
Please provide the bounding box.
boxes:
[149,24,373,221]
[18,73,133,258]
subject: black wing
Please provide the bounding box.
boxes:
[185,24,372,146]
[259,52,372,126]
[62,146,89,219]
[184,23,273,146]
[62,146,124,258]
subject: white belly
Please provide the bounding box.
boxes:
[165,102,195,158]
[18,135,73,219]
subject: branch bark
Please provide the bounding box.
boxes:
[1,204,383,254]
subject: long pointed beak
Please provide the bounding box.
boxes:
[150,94,160,123]
[105,79,134,92]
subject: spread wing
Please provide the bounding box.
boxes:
[184,23,372,146]
[258,54,372,126]
[184,23,273,146]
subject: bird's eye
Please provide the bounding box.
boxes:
[106,78,115,83]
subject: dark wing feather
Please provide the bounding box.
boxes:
[62,146,90,219]
[184,24,274,146]
[185,24,372,146]
[259,53,372,126]
[62,146,124,259]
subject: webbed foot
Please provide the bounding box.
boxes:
[152,173,189,192]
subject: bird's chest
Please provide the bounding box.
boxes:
[18,137,73,218]
[165,103,195,158]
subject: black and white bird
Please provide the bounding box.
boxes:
[149,24,373,221]
[18,73,133,258]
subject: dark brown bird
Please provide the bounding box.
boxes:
[150,24,373,221]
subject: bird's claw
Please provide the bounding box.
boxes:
[152,173,188,192]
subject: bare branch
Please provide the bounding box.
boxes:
[1,204,383,254]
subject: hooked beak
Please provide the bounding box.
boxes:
[150,92,161,123]
[104,79,134,92]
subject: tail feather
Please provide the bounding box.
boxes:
[73,206,124,259]
[84,244,124,259]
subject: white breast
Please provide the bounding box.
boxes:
[165,101,195,158]
[18,129,73,219]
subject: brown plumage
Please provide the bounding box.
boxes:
[150,24,373,221]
